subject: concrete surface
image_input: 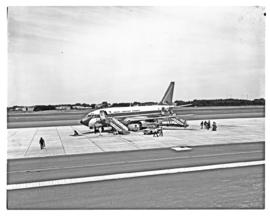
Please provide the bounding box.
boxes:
[7,118,264,159]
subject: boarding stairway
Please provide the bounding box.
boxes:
[99,111,130,134]
[160,107,188,128]
[108,117,130,134]
[170,117,188,128]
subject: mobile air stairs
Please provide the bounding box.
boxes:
[100,110,130,134]
[166,117,189,128]
[108,117,130,135]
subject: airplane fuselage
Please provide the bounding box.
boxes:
[80,82,189,130]
[80,105,172,128]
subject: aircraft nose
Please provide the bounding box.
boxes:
[80,118,88,126]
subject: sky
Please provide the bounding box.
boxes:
[8,6,265,106]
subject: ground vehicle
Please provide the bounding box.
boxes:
[143,128,158,135]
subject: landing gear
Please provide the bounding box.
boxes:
[94,127,98,134]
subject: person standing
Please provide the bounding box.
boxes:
[153,128,159,137]
[99,127,102,136]
[200,121,204,129]
[159,126,163,136]
[212,122,217,131]
[39,137,45,150]
[204,121,207,129]
[153,129,156,137]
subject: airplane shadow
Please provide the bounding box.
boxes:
[77,131,114,135]
[68,128,197,137]
[81,131,94,135]
[69,131,95,136]
[163,127,197,131]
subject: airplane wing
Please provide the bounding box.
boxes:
[146,114,194,121]
[177,103,193,107]
[124,116,149,123]
[124,114,194,123]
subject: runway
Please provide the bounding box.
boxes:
[7,142,265,209]
[7,106,264,128]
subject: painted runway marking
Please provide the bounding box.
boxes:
[8,150,263,174]
[7,160,264,190]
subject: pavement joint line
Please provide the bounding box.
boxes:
[117,136,139,149]
[86,138,105,152]
[7,160,265,191]
[75,126,105,152]
[23,128,38,156]
[9,130,18,138]
[8,150,263,173]
[56,127,66,154]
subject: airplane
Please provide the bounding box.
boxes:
[80,82,191,134]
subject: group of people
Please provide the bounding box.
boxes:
[200,120,217,131]
[153,126,163,137]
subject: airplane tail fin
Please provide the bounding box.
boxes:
[160,82,175,105]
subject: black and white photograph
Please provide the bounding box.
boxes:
[5,5,265,210]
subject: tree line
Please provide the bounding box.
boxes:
[8,98,265,112]
[174,98,265,107]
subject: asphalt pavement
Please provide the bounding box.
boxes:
[7,166,264,209]
[8,142,264,185]
[7,142,265,209]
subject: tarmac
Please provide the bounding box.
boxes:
[7,142,264,208]
[7,118,264,159]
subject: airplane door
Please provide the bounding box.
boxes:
[161,107,166,115]
[100,110,108,120]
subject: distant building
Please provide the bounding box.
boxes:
[96,103,111,109]
[72,105,91,110]
[26,106,35,111]
[8,106,35,112]
[14,106,27,111]
[55,105,71,110]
